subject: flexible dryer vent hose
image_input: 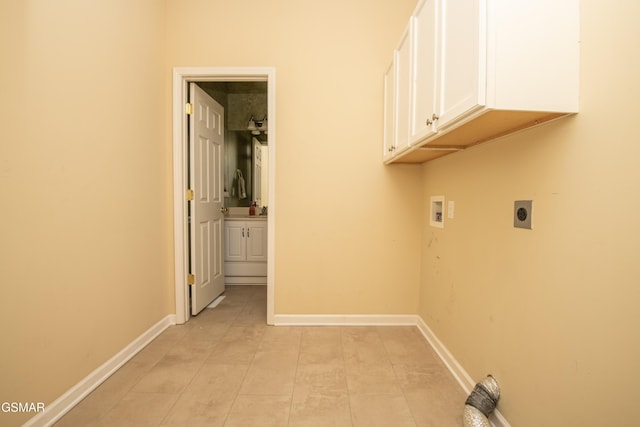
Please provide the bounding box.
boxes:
[463,375,500,427]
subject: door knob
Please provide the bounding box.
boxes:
[220,206,228,214]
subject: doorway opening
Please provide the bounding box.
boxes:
[172,67,276,325]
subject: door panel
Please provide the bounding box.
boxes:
[382,60,396,161]
[395,24,412,153]
[190,83,225,315]
[246,222,268,262]
[437,0,484,128]
[411,0,439,142]
[224,222,246,262]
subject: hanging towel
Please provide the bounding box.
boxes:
[234,169,247,200]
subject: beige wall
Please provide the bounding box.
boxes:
[419,1,640,425]
[6,0,633,425]
[1,0,421,425]
[165,0,422,315]
[0,1,170,425]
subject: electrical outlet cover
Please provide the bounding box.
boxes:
[514,200,532,229]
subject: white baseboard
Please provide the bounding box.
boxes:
[24,312,509,427]
[414,316,475,394]
[415,316,511,427]
[24,314,176,427]
[273,314,418,326]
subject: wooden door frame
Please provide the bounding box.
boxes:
[172,67,276,325]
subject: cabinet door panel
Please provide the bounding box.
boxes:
[383,60,396,162]
[224,222,246,262]
[437,0,484,129]
[395,24,412,153]
[246,222,268,262]
[411,0,439,143]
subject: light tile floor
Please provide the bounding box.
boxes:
[56,286,465,426]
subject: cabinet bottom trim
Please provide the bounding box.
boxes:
[225,276,267,285]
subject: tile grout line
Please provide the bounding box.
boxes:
[340,326,356,427]
[155,320,233,427]
[96,330,178,427]
[56,288,465,426]
[377,326,420,427]
[221,292,261,427]
[285,326,304,427]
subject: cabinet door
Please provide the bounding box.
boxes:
[395,23,412,154]
[224,221,246,262]
[382,60,396,162]
[436,0,484,129]
[410,0,439,143]
[246,222,268,262]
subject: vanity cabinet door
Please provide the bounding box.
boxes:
[246,222,268,262]
[224,221,246,262]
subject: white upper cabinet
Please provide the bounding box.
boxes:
[395,24,412,156]
[384,0,579,164]
[384,23,414,162]
[383,60,396,162]
[410,0,438,143]
[436,0,484,129]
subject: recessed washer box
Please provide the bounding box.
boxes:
[514,200,533,229]
[430,196,445,228]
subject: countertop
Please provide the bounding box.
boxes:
[225,215,268,221]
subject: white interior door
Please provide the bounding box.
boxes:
[189,83,225,315]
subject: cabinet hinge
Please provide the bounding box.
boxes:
[186,189,194,201]
[185,103,193,115]
[187,274,195,285]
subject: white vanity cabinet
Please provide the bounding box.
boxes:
[385,0,579,164]
[224,218,267,284]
